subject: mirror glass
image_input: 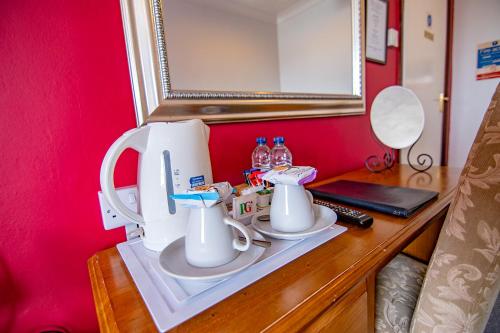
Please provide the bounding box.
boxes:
[370,86,425,149]
[164,0,354,94]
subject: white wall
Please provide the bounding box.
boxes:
[448,0,500,167]
[277,0,352,94]
[165,0,281,92]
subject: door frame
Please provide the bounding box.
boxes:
[441,0,454,165]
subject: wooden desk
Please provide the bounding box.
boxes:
[88,165,461,332]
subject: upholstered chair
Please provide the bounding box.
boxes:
[376,83,500,333]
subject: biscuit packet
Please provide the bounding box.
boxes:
[260,166,317,186]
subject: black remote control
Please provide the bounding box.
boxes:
[314,199,373,228]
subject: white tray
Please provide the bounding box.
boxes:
[117,224,347,332]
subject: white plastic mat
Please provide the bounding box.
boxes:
[117,225,347,332]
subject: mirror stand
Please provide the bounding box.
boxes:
[364,136,434,174]
[407,139,434,172]
[365,129,396,173]
[365,149,396,173]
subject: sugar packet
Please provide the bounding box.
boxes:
[260,166,317,186]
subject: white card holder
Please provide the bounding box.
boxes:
[232,192,257,219]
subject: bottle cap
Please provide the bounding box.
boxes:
[273,136,284,144]
[256,137,267,144]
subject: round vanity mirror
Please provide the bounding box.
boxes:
[366,86,433,173]
[370,86,424,149]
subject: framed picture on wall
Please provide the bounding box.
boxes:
[366,0,388,64]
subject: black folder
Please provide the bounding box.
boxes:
[310,180,439,217]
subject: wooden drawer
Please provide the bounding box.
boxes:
[302,281,368,333]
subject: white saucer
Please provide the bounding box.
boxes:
[159,230,266,282]
[251,204,337,240]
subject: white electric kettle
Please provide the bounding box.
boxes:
[100,119,213,251]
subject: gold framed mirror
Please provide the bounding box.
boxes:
[120,0,365,124]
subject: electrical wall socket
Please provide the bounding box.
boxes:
[387,28,399,47]
[98,185,138,230]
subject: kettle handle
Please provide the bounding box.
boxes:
[100,126,150,226]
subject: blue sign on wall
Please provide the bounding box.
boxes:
[477,40,500,80]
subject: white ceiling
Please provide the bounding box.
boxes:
[229,0,304,15]
[184,0,317,23]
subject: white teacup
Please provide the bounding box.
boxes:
[185,203,251,268]
[270,184,315,232]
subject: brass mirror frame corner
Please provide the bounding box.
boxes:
[120,0,366,125]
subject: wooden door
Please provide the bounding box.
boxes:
[401,0,448,165]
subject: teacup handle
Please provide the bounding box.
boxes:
[223,217,251,252]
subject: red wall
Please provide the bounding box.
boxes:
[0,1,400,332]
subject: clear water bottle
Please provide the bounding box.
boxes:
[270,136,292,168]
[251,137,271,169]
